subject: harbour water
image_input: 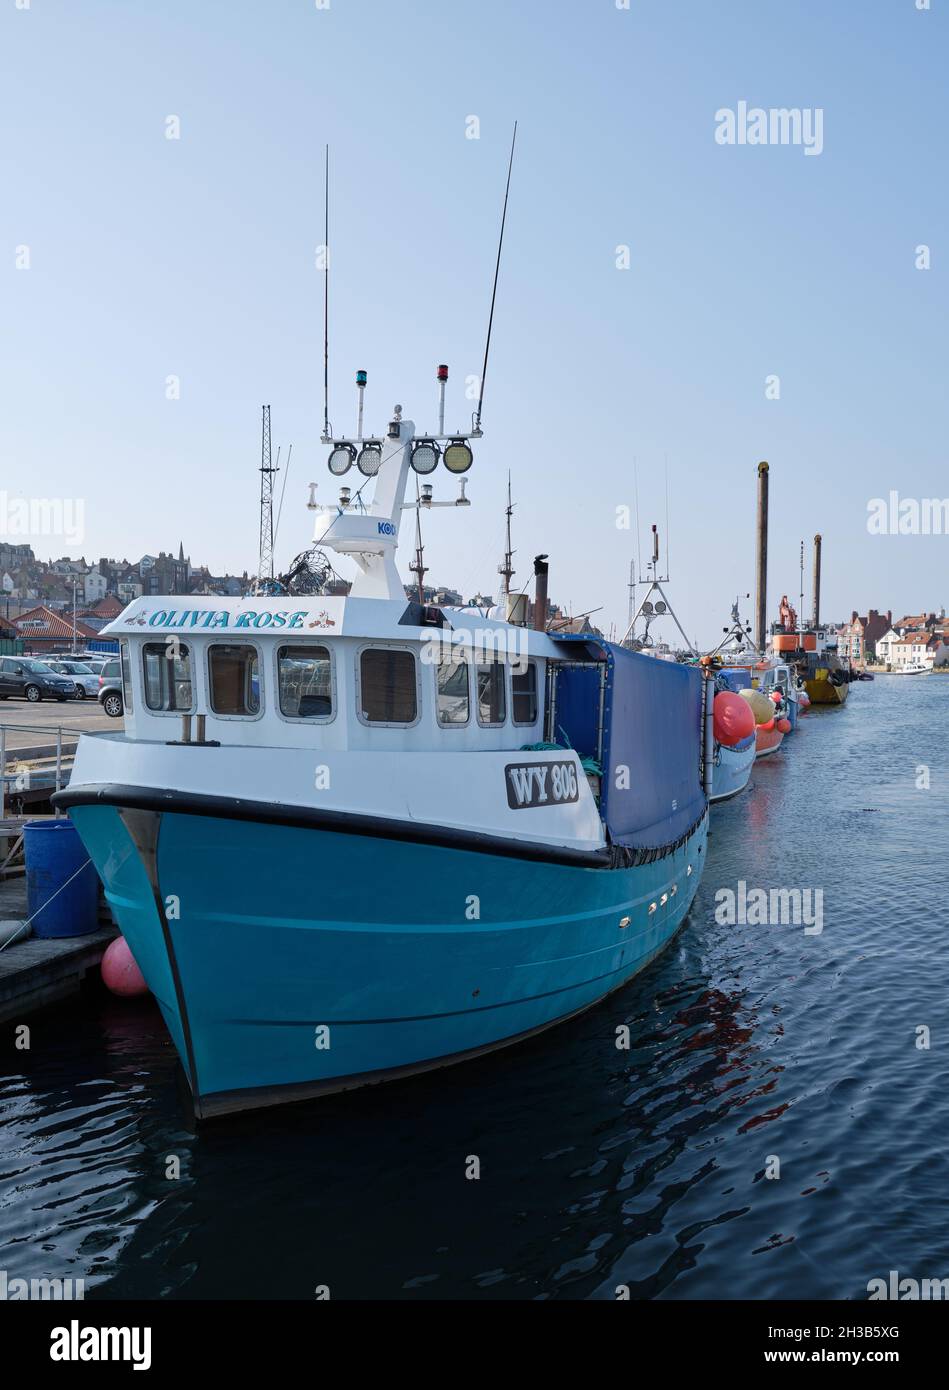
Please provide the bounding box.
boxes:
[2,676,947,1301]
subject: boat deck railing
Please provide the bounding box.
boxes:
[0,722,104,818]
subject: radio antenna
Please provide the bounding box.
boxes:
[474,121,517,436]
[322,144,330,441]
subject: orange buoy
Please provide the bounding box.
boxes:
[776,717,791,733]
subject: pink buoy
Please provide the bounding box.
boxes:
[102,935,149,997]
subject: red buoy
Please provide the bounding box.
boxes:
[102,936,149,997]
[713,691,756,745]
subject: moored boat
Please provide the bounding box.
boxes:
[887,660,933,676]
[55,389,711,1117]
[710,731,756,801]
[753,722,786,757]
[770,538,852,707]
[705,598,795,759]
[773,627,851,704]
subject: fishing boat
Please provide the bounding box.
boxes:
[54,390,711,1115]
[770,538,852,706]
[709,727,756,801]
[706,603,795,757]
[715,666,788,757]
[772,625,850,704]
[53,130,717,1117]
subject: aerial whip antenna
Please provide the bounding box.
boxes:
[474,121,517,436]
[322,144,330,442]
[274,442,293,550]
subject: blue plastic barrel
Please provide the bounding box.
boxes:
[23,819,100,939]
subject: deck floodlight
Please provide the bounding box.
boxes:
[356,441,383,476]
[443,438,473,474]
[328,442,356,476]
[411,439,440,474]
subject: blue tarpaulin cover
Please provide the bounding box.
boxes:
[717,666,750,693]
[551,639,705,850]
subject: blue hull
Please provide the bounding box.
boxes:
[69,804,707,1116]
[710,734,755,803]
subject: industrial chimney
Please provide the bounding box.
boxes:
[754,461,769,652]
[532,554,549,632]
[811,534,822,629]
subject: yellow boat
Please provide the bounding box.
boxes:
[771,627,851,707]
[803,667,849,705]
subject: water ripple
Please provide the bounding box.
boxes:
[2,679,949,1298]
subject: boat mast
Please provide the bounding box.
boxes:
[620,523,696,654]
[408,477,428,603]
[254,405,279,594]
[499,472,515,596]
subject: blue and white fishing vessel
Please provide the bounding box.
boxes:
[56,378,711,1116]
[56,139,710,1115]
[709,724,756,802]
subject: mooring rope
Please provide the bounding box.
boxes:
[0,856,94,954]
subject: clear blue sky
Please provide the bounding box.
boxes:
[3,0,946,643]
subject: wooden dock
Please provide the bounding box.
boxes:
[0,873,116,1023]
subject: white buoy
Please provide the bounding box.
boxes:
[0,919,30,948]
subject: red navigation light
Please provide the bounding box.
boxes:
[437,364,449,382]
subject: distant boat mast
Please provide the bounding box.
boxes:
[621,524,696,655]
[499,472,516,596]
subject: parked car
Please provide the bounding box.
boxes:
[0,656,77,702]
[98,660,124,718]
[45,659,100,699]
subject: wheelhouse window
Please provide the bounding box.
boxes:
[358,647,418,725]
[120,640,134,713]
[278,644,332,720]
[512,661,538,725]
[436,654,469,727]
[208,644,260,716]
[142,641,193,712]
[476,658,506,727]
